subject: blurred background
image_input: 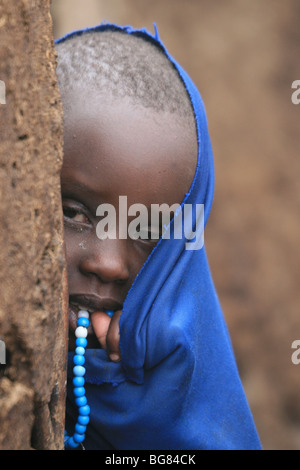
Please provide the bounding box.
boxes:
[51,0,300,450]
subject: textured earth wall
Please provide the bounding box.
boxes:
[0,0,67,450]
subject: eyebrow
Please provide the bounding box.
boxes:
[61,177,101,196]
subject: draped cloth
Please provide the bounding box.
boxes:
[57,23,261,450]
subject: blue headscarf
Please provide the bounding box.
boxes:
[57,23,261,450]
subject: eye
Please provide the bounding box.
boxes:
[63,205,90,225]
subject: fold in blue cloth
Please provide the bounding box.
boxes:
[57,23,261,450]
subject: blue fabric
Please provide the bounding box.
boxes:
[57,23,261,450]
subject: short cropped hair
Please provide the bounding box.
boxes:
[56,29,195,124]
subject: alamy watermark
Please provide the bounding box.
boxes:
[0,80,6,105]
[291,340,300,365]
[0,339,6,365]
[95,196,204,251]
[291,80,300,105]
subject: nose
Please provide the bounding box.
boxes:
[79,238,130,284]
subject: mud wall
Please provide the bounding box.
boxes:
[0,0,67,450]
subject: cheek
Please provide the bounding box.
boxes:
[63,228,83,279]
[130,243,155,280]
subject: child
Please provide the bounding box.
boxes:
[56,23,261,450]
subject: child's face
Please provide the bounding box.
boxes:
[61,89,197,350]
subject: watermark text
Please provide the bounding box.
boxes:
[0,339,6,365]
[0,80,6,105]
[95,196,204,251]
[291,80,300,105]
[291,340,300,364]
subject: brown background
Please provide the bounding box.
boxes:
[51,0,300,450]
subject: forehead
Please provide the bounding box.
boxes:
[62,90,197,206]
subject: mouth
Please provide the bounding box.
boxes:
[68,294,123,344]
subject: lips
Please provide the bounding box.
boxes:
[68,293,123,335]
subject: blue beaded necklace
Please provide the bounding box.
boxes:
[64,310,90,449]
[64,309,114,450]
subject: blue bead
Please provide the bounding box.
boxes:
[105,309,114,318]
[76,337,87,348]
[75,423,87,435]
[79,404,90,416]
[75,346,85,356]
[73,355,85,366]
[75,396,87,407]
[73,386,85,397]
[66,436,78,449]
[73,433,85,444]
[73,365,85,377]
[73,376,85,387]
[77,317,89,328]
[78,415,89,425]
